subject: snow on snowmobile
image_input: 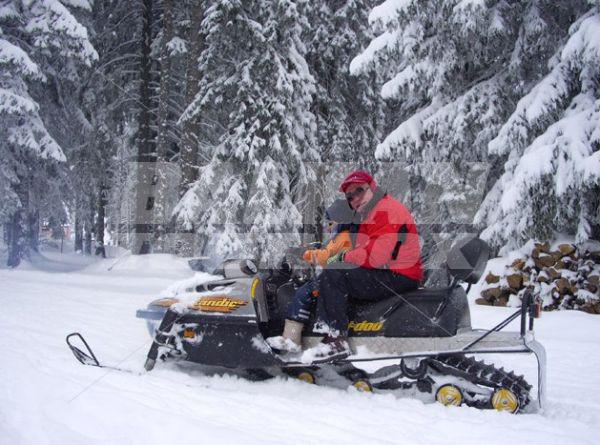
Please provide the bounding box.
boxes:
[67,236,546,413]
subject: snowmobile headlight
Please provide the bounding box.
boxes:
[251,278,260,300]
[152,298,179,307]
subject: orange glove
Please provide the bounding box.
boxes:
[302,249,322,264]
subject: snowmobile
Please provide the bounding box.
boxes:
[67,236,546,413]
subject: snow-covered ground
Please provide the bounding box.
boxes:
[1,251,598,445]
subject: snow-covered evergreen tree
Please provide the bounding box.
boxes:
[0,0,96,266]
[307,0,384,164]
[178,0,204,205]
[476,5,600,250]
[68,0,135,253]
[351,0,594,265]
[176,0,318,261]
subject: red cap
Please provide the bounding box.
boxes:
[339,170,376,192]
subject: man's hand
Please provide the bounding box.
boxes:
[326,251,346,265]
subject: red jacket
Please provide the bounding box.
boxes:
[344,193,423,282]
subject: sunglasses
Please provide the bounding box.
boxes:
[345,186,367,201]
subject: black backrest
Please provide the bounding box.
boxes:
[446,235,490,284]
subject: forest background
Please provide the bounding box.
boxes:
[1,0,598,284]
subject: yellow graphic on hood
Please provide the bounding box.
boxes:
[190,295,248,313]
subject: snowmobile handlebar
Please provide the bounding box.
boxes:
[281,246,319,283]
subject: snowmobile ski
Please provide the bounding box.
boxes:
[66,332,141,375]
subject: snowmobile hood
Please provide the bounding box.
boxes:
[141,276,258,318]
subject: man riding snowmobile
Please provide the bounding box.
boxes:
[304,170,423,363]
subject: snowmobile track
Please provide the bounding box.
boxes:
[430,355,532,410]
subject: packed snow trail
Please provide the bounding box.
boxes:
[0,252,598,445]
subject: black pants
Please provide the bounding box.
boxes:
[315,264,419,336]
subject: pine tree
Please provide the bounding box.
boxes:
[172,0,205,256]
[132,0,156,255]
[0,0,96,266]
[176,0,318,261]
[476,5,600,250]
[178,1,204,200]
[351,0,593,266]
[65,0,143,256]
[152,0,175,252]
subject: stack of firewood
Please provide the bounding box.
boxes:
[476,243,600,314]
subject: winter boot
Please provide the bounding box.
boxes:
[301,335,351,364]
[266,319,304,354]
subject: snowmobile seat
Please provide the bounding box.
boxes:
[347,286,466,337]
[266,279,467,338]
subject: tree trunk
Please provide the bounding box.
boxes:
[27,210,39,254]
[96,183,107,258]
[84,228,92,255]
[133,0,156,255]
[300,164,327,245]
[74,209,83,252]
[83,198,95,255]
[179,0,203,198]
[6,175,30,267]
[153,0,175,252]
[174,1,204,257]
[84,200,94,255]
[6,210,26,268]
